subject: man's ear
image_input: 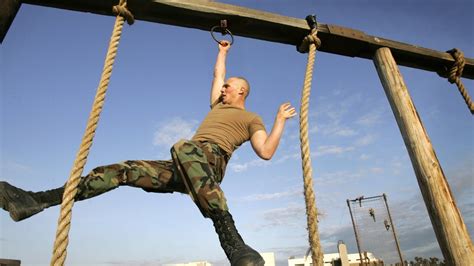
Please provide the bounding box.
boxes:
[239,87,245,95]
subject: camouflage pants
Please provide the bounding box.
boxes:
[76,140,230,217]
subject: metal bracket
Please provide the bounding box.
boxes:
[305,14,317,30]
[210,19,234,45]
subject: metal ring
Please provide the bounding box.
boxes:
[210,26,234,46]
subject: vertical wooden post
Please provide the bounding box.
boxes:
[0,0,21,43]
[373,47,474,265]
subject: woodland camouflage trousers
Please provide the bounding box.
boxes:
[75,140,230,217]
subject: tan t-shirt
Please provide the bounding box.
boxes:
[192,103,266,155]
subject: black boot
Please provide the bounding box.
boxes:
[0,181,64,222]
[210,209,265,266]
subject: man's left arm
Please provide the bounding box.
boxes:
[250,103,296,160]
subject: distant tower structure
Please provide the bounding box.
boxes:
[347,194,404,265]
[338,240,350,266]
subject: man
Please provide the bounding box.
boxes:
[0,40,296,265]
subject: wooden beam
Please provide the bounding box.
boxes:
[7,0,473,79]
[373,47,474,265]
[0,0,21,42]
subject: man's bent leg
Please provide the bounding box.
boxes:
[171,140,264,266]
[210,209,265,266]
[170,140,228,217]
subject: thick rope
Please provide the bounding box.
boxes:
[50,1,134,265]
[298,28,324,266]
[445,48,474,114]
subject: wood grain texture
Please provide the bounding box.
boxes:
[2,0,469,78]
[373,47,474,265]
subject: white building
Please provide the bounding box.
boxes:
[163,252,275,266]
[261,252,276,266]
[164,261,212,266]
[288,242,382,266]
[288,252,381,266]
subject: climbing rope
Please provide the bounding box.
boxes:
[445,48,474,114]
[50,1,134,265]
[297,15,324,266]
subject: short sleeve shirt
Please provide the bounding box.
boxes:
[192,103,266,154]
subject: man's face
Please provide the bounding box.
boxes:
[220,78,243,104]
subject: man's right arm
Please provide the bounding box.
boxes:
[210,41,231,106]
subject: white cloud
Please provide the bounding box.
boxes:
[261,205,306,227]
[309,124,319,134]
[314,145,355,157]
[152,117,198,148]
[356,111,382,126]
[310,120,357,137]
[370,167,384,174]
[228,158,271,172]
[390,155,410,176]
[355,134,376,146]
[316,170,363,186]
[0,160,34,181]
[242,189,302,202]
[0,160,32,173]
[446,159,474,200]
[334,128,357,137]
[275,152,300,164]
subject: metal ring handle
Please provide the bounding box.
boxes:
[210,25,234,46]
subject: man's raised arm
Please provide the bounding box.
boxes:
[210,41,231,106]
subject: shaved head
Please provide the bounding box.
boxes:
[234,76,250,99]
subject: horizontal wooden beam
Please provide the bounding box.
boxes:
[8,0,473,79]
[0,0,21,42]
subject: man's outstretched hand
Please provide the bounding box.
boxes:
[277,103,297,121]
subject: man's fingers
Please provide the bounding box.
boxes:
[278,103,298,119]
[280,102,292,110]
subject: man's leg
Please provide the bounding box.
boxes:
[0,182,64,222]
[171,140,264,266]
[75,160,184,200]
[0,160,184,222]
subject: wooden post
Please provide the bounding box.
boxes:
[373,47,474,265]
[0,0,21,43]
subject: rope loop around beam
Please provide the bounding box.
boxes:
[447,48,464,83]
[50,1,133,265]
[113,0,135,25]
[297,28,321,54]
[445,48,473,114]
[299,26,324,266]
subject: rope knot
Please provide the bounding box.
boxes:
[113,3,135,25]
[446,48,465,84]
[298,29,321,53]
[444,48,473,114]
[305,34,321,47]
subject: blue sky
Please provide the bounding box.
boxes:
[1,0,473,265]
